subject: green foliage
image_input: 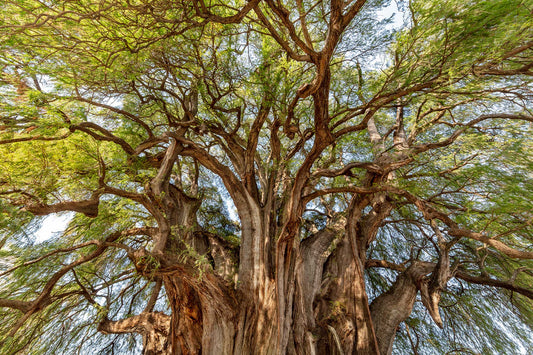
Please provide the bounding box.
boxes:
[0,0,532,353]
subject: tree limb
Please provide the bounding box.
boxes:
[366,259,533,300]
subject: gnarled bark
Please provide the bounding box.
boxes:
[370,262,434,355]
[98,312,171,355]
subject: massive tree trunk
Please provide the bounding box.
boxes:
[97,181,396,354]
[3,1,533,354]
[116,159,459,355]
[126,240,381,355]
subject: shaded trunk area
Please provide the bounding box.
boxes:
[130,252,380,355]
[97,180,432,354]
[134,230,387,354]
[101,226,390,354]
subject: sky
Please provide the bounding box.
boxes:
[34,213,72,243]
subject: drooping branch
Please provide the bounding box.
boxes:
[0,233,153,278]
[16,180,155,219]
[382,186,533,260]
[3,228,153,337]
[418,220,453,328]
[370,261,435,355]
[473,41,533,76]
[366,259,533,300]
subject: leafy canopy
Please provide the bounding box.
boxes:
[0,0,532,354]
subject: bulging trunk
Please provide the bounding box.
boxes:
[159,273,277,355]
[158,267,379,355]
[151,228,383,354]
[128,189,397,354]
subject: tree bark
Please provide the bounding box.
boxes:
[108,217,389,354]
[369,262,434,355]
[98,312,171,355]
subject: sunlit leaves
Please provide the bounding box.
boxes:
[0,0,532,354]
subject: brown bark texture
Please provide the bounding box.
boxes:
[1,1,532,355]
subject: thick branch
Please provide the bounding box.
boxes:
[253,5,312,62]
[312,161,384,178]
[263,0,317,57]
[150,135,180,196]
[244,102,270,196]
[370,261,434,355]
[23,189,103,217]
[98,311,170,335]
[455,270,533,300]
[366,259,533,300]
[448,228,533,260]
[0,299,32,313]
[71,122,135,155]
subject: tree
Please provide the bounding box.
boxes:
[0,0,532,353]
